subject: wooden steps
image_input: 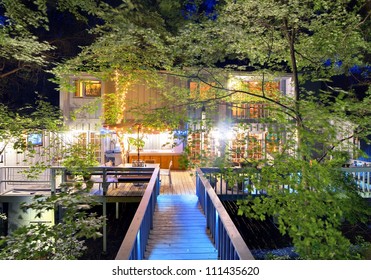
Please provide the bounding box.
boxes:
[144,194,218,260]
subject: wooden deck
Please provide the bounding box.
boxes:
[159,170,196,195]
[143,172,218,260]
[0,170,196,202]
[97,170,196,197]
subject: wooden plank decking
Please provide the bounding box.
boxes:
[144,194,218,260]
[94,170,196,197]
[0,170,196,200]
[160,170,196,195]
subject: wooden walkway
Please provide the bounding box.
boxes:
[144,194,218,260]
[143,170,218,260]
[159,170,196,195]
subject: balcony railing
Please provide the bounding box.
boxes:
[0,166,51,195]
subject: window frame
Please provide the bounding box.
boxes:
[74,80,102,98]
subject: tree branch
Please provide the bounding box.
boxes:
[161,70,300,122]
[0,67,24,79]
[316,127,365,163]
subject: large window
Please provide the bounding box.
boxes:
[231,103,269,119]
[248,134,263,160]
[77,132,102,163]
[265,132,279,155]
[230,80,280,119]
[189,81,216,100]
[75,80,102,97]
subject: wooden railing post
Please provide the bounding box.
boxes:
[50,168,56,195]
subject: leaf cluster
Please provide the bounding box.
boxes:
[0,184,104,260]
[236,156,371,259]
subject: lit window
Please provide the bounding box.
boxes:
[75,80,102,97]
[190,81,215,99]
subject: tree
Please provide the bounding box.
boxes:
[169,0,371,259]
[0,0,114,105]
[0,97,63,160]
[48,0,371,258]
[0,183,104,260]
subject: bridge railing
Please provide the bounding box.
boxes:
[115,166,160,260]
[196,167,255,260]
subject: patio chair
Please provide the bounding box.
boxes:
[160,160,172,187]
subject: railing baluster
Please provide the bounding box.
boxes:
[196,168,255,260]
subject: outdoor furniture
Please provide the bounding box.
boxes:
[160,160,172,187]
[91,176,118,191]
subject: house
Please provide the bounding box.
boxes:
[0,69,362,234]
[1,69,358,173]
[58,71,295,169]
[59,72,187,169]
[186,72,295,166]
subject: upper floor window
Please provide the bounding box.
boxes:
[75,80,102,97]
[189,81,216,100]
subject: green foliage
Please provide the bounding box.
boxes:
[6,0,366,261]
[128,136,145,150]
[52,1,176,79]
[215,0,369,73]
[62,142,100,177]
[0,184,104,260]
[174,2,370,260]
[236,157,370,259]
[0,97,63,156]
[102,93,121,126]
[0,0,110,76]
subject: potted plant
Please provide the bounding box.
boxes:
[128,124,145,166]
[128,136,145,166]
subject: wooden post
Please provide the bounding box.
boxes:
[103,199,107,254]
[116,202,119,219]
[50,168,56,195]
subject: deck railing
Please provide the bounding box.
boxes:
[196,167,255,260]
[115,167,160,260]
[0,165,159,195]
[342,167,371,197]
[0,166,51,194]
[200,167,262,199]
[200,166,371,198]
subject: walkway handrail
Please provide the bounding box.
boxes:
[115,166,160,260]
[196,167,255,260]
[200,166,371,198]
